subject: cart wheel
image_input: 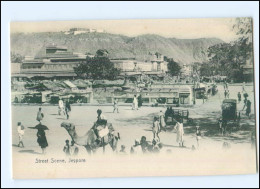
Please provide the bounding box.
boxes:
[188,118,193,124]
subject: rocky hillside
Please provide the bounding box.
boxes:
[10,32,224,64]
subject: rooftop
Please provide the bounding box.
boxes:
[64,80,77,89]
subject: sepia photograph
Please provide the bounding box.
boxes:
[1,1,259,188]
[10,17,258,179]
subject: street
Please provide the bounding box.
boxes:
[12,84,256,156]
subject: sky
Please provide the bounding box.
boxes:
[10,18,241,42]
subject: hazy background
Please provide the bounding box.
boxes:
[11,18,238,43]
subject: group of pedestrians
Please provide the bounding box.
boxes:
[63,139,79,156]
[152,110,166,142]
[16,97,72,155]
[241,92,251,117]
[223,82,252,118]
[129,136,163,155]
[113,95,143,113]
[152,109,185,148]
[224,89,230,99]
[132,95,143,110]
[58,98,71,119]
[16,107,49,154]
[223,81,230,99]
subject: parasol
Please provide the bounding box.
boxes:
[28,123,49,130]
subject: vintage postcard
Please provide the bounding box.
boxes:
[11,18,257,179]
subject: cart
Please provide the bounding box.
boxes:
[165,108,193,127]
[219,99,241,134]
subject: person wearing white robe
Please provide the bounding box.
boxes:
[58,99,65,115]
[132,95,138,110]
[17,122,25,148]
[159,110,166,131]
[174,120,184,147]
[152,117,160,142]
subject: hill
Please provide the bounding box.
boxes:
[10,32,224,64]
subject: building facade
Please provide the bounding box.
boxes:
[13,45,169,79]
[64,28,105,35]
[17,45,87,78]
[113,84,193,105]
[112,53,168,75]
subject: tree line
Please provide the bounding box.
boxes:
[199,18,254,82]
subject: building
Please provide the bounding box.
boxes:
[12,46,168,79]
[63,80,78,92]
[242,57,254,81]
[113,84,193,105]
[16,45,87,79]
[64,28,105,35]
[112,53,168,76]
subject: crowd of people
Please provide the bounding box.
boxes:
[131,95,143,110]
[58,98,71,120]
[118,136,164,155]
[63,139,79,156]
[15,97,73,154]
[16,105,190,156]
[15,82,254,156]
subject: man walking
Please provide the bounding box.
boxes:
[138,95,143,108]
[36,107,44,124]
[65,100,71,120]
[174,118,184,147]
[58,98,65,115]
[113,98,119,113]
[224,90,227,99]
[246,100,251,117]
[237,92,242,103]
[226,90,230,99]
[152,117,160,142]
[17,122,25,148]
[159,110,166,131]
[242,93,249,111]
[132,95,138,110]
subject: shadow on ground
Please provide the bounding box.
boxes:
[118,109,256,144]
[116,112,159,126]
[56,118,67,120]
[183,113,256,143]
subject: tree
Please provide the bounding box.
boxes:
[232,17,254,82]
[74,56,121,80]
[11,52,24,63]
[200,62,213,77]
[95,49,109,57]
[191,62,202,75]
[207,43,233,76]
[205,18,254,82]
[166,58,181,76]
[233,17,253,43]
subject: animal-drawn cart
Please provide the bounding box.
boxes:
[165,107,193,127]
[219,99,241,134]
